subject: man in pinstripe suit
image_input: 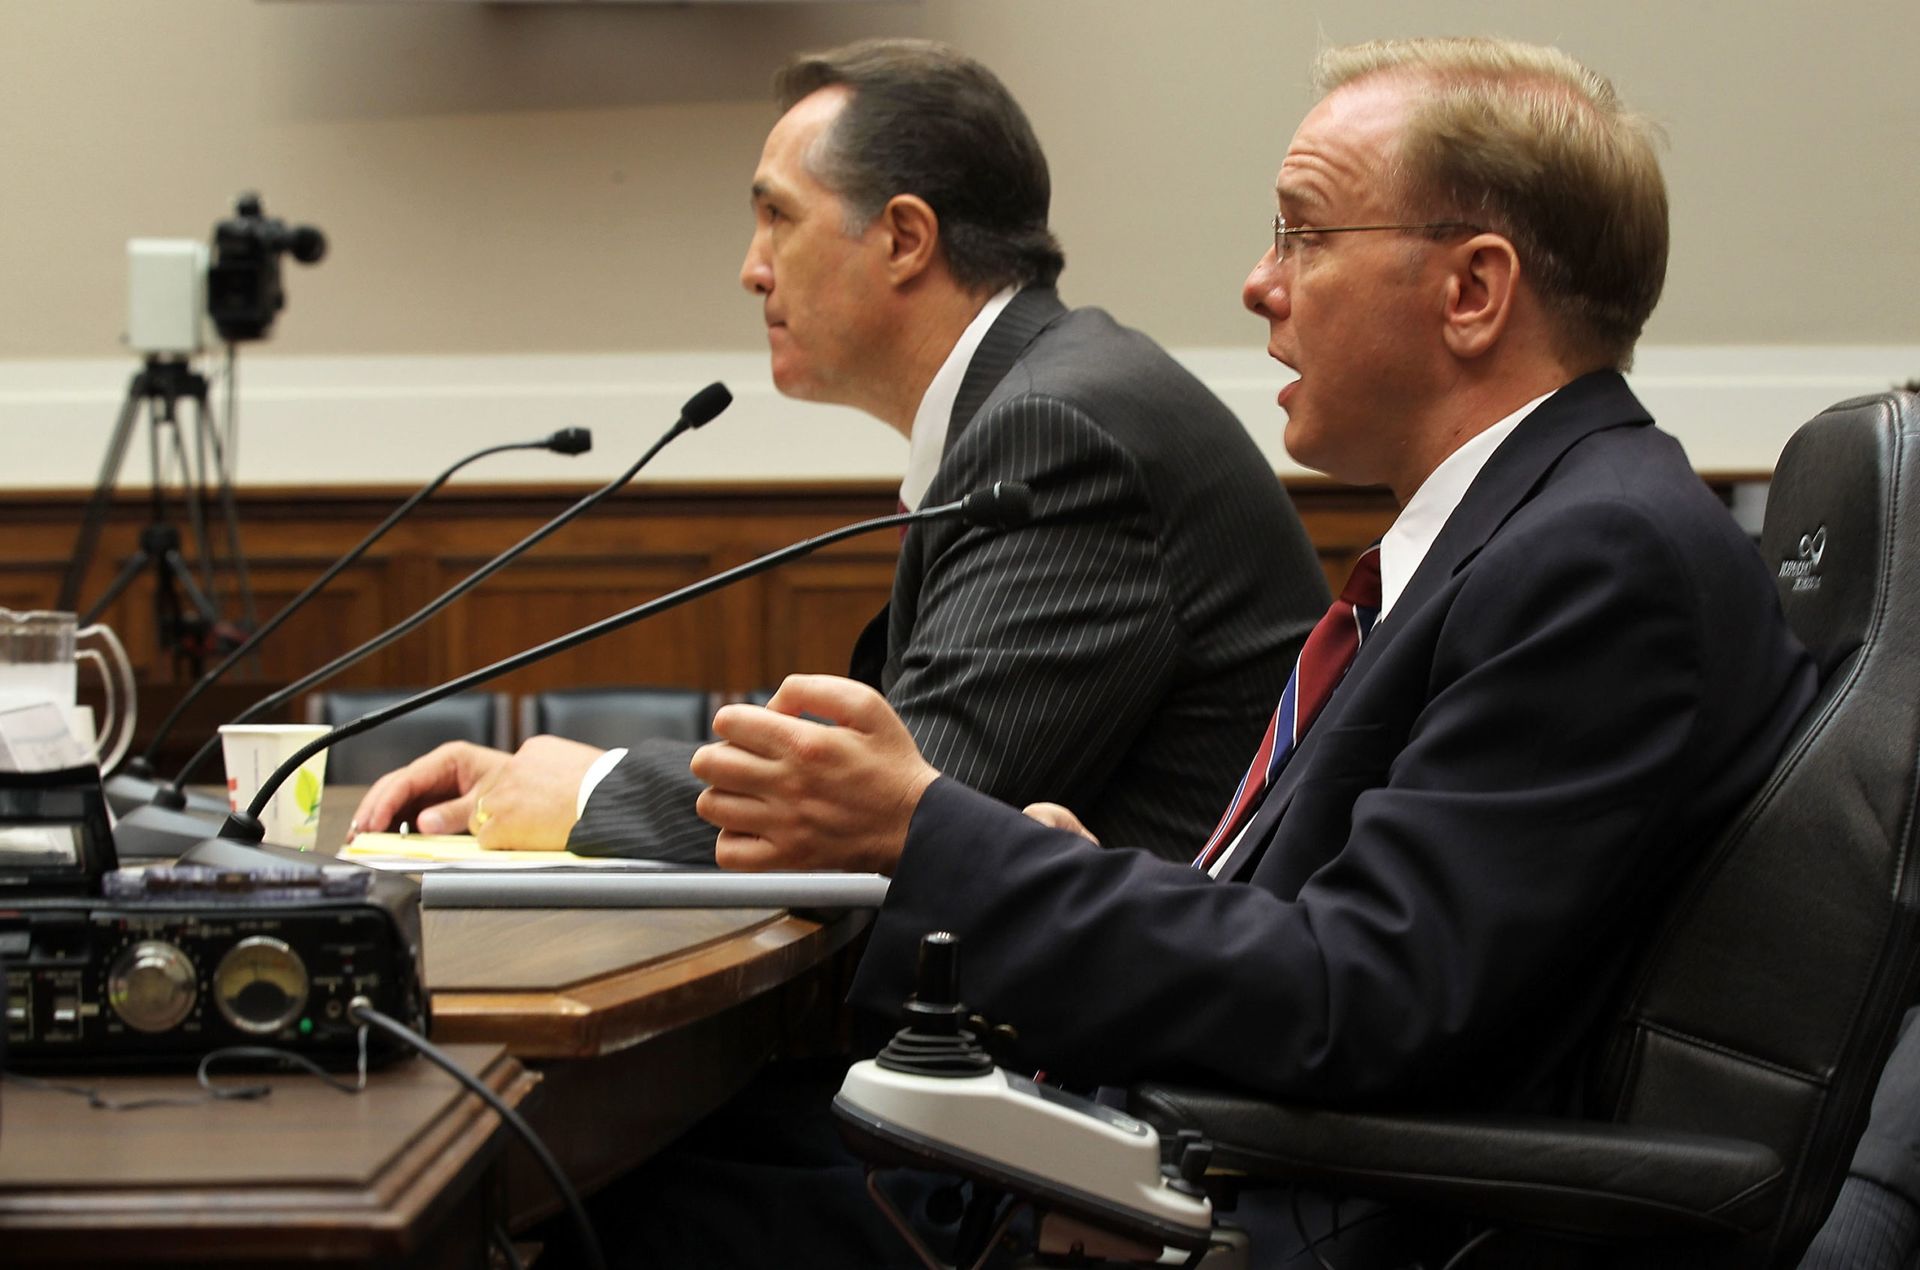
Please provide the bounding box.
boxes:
[350,39,1325,866]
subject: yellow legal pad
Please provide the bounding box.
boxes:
[340,832,638,870]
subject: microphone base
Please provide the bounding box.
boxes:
[105,773,228,820]
[176,835,339,873]
[113,802,228,862]
[116,806,341,873]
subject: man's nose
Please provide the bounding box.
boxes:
[1242,248,1288,319]
[740,234,772,296]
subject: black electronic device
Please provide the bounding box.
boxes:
[0,767,120,898]
[1,865,426,1069]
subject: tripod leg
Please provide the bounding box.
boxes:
[199,388,260,640]
[161,548,222,630]
[58,369,148,612]
[80,550,154,627]
[189,393,215,598]
[166,405,218,607]
[156,545,223,680]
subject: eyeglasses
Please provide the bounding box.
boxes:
[1271,214,1481,262]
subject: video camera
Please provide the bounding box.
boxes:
[207,194,327,343]
[127,193,327,355]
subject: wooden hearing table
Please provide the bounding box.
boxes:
[421,877,870,1221]
[0,791,869,1263]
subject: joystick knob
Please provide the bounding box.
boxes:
[876,931,995,1078]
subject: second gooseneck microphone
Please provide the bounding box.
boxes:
[119,427,596,798]
[161,383,730,798]
[128,384,727,853]
[188,480,1034,863]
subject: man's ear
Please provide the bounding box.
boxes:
[1441,234,1520,360]
[879,194,941,286]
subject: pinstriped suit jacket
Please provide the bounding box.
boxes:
[569,287,1326,863]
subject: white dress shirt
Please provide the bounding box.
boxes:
[1375,391,1550,624]
[898,286,1019,511]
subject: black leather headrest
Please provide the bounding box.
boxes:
[1759,391,1916,683]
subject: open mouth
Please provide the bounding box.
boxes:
[1272,354,1301,409]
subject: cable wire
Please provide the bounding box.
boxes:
[348,999,607,1270]
[0,1026,368,1112]
[1439,1226,1502,1270]
[491,1220,529,1270]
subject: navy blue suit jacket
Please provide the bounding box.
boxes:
[852,371,1818,1114]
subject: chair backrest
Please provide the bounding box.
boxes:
[1591,391,1920,1267]
[308,689,511,786]
[520,686,712,751]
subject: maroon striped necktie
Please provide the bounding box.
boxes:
[1193,545,1383,873]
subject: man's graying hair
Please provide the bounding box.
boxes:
[1316,37,1669,371]
[775,38,1065,292]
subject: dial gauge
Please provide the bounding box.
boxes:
[213,936,310,1036]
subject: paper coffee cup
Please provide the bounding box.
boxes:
[219,724,330,850]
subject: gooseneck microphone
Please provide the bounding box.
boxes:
[112,427,596,810]
[153,383,730,804]
[113,388,727,862]
[182,481,1034,868]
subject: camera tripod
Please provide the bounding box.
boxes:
[59,355,259,675]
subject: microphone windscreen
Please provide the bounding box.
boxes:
[680,382,733,430]
[960,481,1035,529]
[291,226,327,264]
[548,427,593,455]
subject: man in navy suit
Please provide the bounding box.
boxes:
[693,35,1817,1263]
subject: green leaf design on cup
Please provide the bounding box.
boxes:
[295,766,323,825]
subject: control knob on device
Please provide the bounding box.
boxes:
[108,940,198,1033]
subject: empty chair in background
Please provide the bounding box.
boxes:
[521,686,714,751]
[307,690,512,787]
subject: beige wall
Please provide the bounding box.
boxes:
[5,0,1918,365]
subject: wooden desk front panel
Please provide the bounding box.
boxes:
[0,1043,532,1267]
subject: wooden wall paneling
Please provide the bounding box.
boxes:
[1,510,167,675]
[441,554,729,696]
[589,486,901,692]
[1,482,1429,714]
[701,543,775,698]
[1281,482,1399,595]
[223,555,401,689]
[0,564,67,618]
[0,490,396,685]
[759,556,899,685]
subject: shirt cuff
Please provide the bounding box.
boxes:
[576,747,629,819]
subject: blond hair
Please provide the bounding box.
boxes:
[1315,38,1668,370]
